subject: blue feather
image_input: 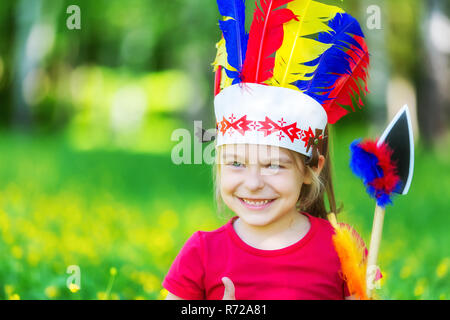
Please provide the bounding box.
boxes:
[349,140,402,208]
[349,140,383,184]
[216,0,249,84]
[294,13,365,104]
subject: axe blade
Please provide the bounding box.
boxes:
[378,105,415,195]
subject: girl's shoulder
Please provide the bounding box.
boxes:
[193,218,233,244]
[303,212,336,235]
[304,213,366,247]
[305,213,362,237]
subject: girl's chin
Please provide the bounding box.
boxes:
[237,215,273,227]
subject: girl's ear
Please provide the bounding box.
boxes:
[303,155,326,185]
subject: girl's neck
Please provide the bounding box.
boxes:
[233,210,310,250]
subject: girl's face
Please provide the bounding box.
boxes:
[219,144,309,227]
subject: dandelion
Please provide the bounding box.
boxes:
[97,291,107,300]
[141,273,160,293]
[27,251,41,266]
[45,286,59,299]
[400,265,412,279]
[157,288,168,300]
[110,267,117,276]
[158,209,179,230]
[11,245,23,259]
[8,293,20,300]
[105,267,118,299]
[414,278,427,297]
[69,283,80,293]
[110,293,120,300]
[436,258,449,279]
[4,285,14,296]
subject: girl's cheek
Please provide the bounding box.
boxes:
[220,170,241,192]
[273,172,303,195]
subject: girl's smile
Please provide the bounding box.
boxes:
[237,196,276,210]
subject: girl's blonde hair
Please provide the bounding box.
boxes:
[212,126,340,220]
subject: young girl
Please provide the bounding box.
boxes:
[164,140,358,299]
[163,0,374,299]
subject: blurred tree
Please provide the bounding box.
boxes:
[416,0,450,147]
[0,1,15,127]
[1,0,447,141]
[386,0,449,148]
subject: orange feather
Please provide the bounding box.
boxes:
[331,222,369,300]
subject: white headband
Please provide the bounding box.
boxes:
[214,83,328,157]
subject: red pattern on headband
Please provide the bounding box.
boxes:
[217,114,316,147]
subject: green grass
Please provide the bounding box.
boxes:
[0,126,448,300]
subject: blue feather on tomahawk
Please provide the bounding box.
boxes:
[216,0,249,84]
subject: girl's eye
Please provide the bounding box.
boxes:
[268,163,281,169]
[230,161,243,167]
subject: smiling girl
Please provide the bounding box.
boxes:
[163,134,356,300]
[163,0,372,300]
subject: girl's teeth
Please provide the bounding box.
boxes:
[242,198,270,205]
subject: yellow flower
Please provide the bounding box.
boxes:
[436,258,449,279]
[11,245,23,259]
[27,251,41,266]
[400,265,412,279]
[68,283,80,293]
[110,267,117,276]
[157,288,168,300]
[2,231,13,244]
[4,285,14,296]
[414,278,427,297]
[9,293,20,300]
[45,286,59,299]
[110,293,120,300]
[97,291,107,300]
[142,274,160,293]
[158,210,179,230]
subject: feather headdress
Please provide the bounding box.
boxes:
[213,0,370,127]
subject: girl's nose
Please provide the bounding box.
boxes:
[244,166,265,191]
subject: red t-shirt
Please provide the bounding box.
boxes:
[163,212,356,300]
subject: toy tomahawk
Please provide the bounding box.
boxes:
[350,105,415,298]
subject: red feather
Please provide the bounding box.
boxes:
[240,0,297,84]
[360,140,401,195]
[214,65,222,96]
[323,35,370,124]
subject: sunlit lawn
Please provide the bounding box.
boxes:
[0,125,448,300]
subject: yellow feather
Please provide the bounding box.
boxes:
[211,38,232,72]
[220,67,233,90]
[270,0,345,90]
[211,38,235,90]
